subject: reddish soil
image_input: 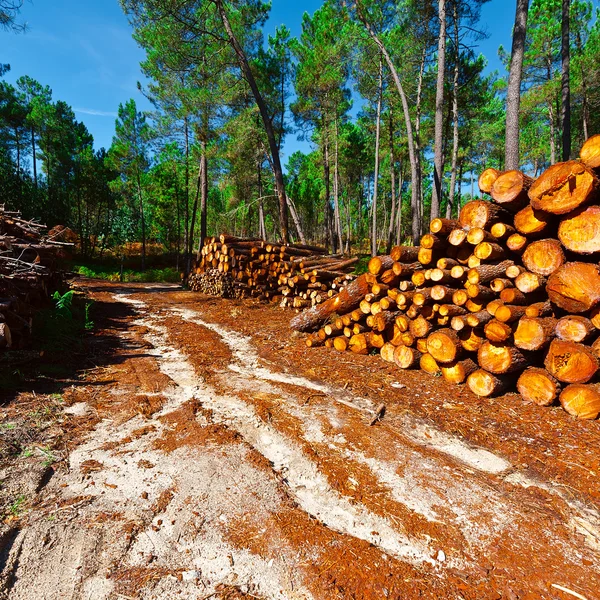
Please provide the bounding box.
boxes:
[0,278,598,600]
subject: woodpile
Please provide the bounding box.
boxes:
[188,269,242,298]
[293,135,600,420]
[194,235,357,308]
[0,206,69,349]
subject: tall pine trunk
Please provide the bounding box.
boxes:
[413,49,427,244]
[372,59,383,257]
[505,0,530,170]
[561,0,571,160]
[447,1,460,219]
[31,127,37,188]
[333,116,343,252]
[356,8,422,246]
[431,0,447,220]
[216,0,289,243]
[257,158,266,240]
[323,130,334,251]
[386,110,397,254]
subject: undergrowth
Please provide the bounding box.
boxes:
[75,264,181,283]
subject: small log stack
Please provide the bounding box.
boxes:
[0,206,69,350]
[293,134,600,420]
[194,235,357,308]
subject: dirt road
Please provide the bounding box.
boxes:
[1,280,599,599]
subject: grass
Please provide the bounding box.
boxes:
[75,264,181,283]
[9,495,27,517]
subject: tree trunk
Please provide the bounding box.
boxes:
[447,1,460,220]
[372,58,383,257]
[505,0,530,170]
[216,0,289,243]
[413,48,426,243]
[333,116,343,252]
[561,0,571,161]
[323,128,333,251]
[136,168,146,272]
[431,0,447,220]
[386,110,397,254]
[258,157,266,240]
[31,126,37,188]
[356,5,422,247]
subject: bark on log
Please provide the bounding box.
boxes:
[490,222,516,240]
[514,317,557,350]
[517,368,560,406]
[495,304,527,323]
[368,255,394,275]
[474,242,505,261]
[390,245,420,263]
[467,370,513,397]
[559,383,600,419]
[441,358,478,384]
[478,167,501,193]
[546,262,600,313]
[557,205,600,254]
[290,274,370,332]
[490,169,533,211]
[555,315,595,342]
[478,341,528,374]
[459,200,511,230]
[427,328,462,363]
[467,260,514,285]
[526,301,554,318]
[430,218,459,236]
[522,239,565,276]
[420,353,441,374]
[529,160,599,214]
[580,134,600,169]
[393,345,422,369]
[544,339,599,383]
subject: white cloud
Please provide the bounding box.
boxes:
[74,108,118,118]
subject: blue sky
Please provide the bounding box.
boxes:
[0,0,584,164]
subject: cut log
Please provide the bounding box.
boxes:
[525,301,553,318]
[466,227,496,245]
[546,262,600,313]
[368,255,394,275]
[290,274,370,332]
[349,333,373,355]
[484,319,515,343]
[544,339,599,383]
[522,239,565,276]
[499,288,528,305]
[559,383,600,420]
[380,342,397,362]
[517,368,560,406]
[515,271,546,294]
[441,358,478,384]
[474,242,505,261]
[555,315,595,343]
[490,278,513,293]
[438,304,467,317]
[390,245,420,263]
[490,222,516,240]
[450,315,468,331]
[373,310,399,332]
[506,233,529,253]
[466,310,494,328]
[420,233,446,250]
[333,336,349,352]
[448,228,468,246]
[557,205,600,254]
[478,341,528,374]
[486,299,504,316]
[490,170,533,211]
[529,160,599,214]
[591,306,600,329]
[430,218,459,236]
[427,328,462,363]
[514,317,557,350]
[459,200,511,230]
[467,370,513,397]
[393,345,422,369]
[306,334,324,348]
[409,314,433,339]
[495,304,527,323]
[478,167,501,193]
[459,327,485,352]
[580,134,600,169]
[467,260,514,285]
[420,353,441,375]
[514,205,553,236]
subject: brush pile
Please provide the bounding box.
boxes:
[0,207,70,350]
[292,134,600,420]
[194,235,357,308]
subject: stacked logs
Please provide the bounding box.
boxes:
[0,206,69,350]
[194,235,357,308]
[292,134,600,420]
[188,269,242,298]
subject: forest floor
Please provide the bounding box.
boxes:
[1,279,599,600]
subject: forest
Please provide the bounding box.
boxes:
[1,0,599,272]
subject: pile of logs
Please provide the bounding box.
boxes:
[188,269,242,299]
[292,134,600,420]
[195,235,357,308]
[0,206,69,350]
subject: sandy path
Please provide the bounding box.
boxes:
[1,282,599,600]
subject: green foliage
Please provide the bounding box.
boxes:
[75,264,180,283]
